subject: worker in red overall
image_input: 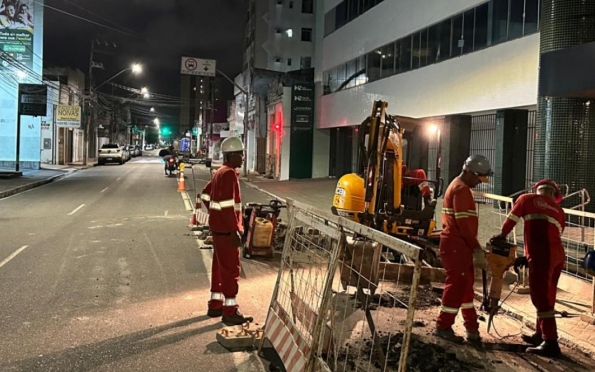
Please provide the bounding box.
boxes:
[435,155,491,344]
[402,165,434,207]
[201,136,253,326]
[495,179,565,357]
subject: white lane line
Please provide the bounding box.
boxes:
[100,187,109,193]
[181,192,193,211]
[68,204,86,216]
[0,245,29,269]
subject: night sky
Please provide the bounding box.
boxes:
[43,0,247,122]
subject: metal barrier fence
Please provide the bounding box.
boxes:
[260,199,424,372]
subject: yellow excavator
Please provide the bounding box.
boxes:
[331,101,444,266]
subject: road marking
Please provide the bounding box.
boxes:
[0,245,29,269]
[100,187,109,193]
[164,210,169,216]
[181,192,193,211]
[116,177,122,181]
[68,204,86,215]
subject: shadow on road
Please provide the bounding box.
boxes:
[1,315,219,372]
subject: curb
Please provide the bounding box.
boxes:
[0,171,72,200]
[243,182,287,203]
[472,289,595,359]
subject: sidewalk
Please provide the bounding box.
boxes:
[0,164,87,199]
[248,176,595,357]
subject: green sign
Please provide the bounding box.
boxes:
[289,82,314,179]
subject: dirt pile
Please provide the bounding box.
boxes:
[337,332,481,372]
[356,285,441,310]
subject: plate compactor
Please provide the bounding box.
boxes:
[481,237,517,332]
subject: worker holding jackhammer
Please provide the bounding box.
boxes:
[434,155,492,345]
[201,136,253,326]
[494,179,565,357]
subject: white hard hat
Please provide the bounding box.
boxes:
[463,154,493,182]
[221,136,244,153]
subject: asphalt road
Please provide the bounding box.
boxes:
[0,153,280,372]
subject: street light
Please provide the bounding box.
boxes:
[94,63,143,91]
[150,107,155,112]
[154,118,160,125]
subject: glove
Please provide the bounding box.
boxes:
[489,234,507,247]
[514,256,528,270]
[473,248,488,270]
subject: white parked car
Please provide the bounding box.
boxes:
[98,144,124,165]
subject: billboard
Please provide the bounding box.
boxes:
[0,0,35,70]
[56,105,82,128]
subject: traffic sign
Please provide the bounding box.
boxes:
[18,84,47,116]
[181,57,216,77]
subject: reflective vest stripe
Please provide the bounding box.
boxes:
[210,292,224,301]
[225,298,238,306]
[442,208,477,219]
[210,199,236,210]
[523,213,563,235]
[441,305,459,314]
[461,302,475,310]
[537,310,556,319]
[201,194,211,202]
[235,203,242,211]
[507,212,521,223]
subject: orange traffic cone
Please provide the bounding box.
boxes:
[177,170,186,192]
[189,199,201,227]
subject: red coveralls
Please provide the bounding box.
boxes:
[501,193,565,340]
[403,168,431,198]
[436,177,480,332]
[200,163,244,316]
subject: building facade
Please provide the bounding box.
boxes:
[313,0,595,204]
[236,0,316,175]
[180,75,212,134]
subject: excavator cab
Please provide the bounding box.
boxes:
[331,101,443,241]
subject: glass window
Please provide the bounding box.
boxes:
[323,71,330,94]
[301,28,313,42]
[324,10,336,36]
[492,0,509,45]
[355,55,367,85]
[412,32,421,69]
[524,0,539,35]
[301,57,312,69]
[349,0,359,21]
[328,68,339,93]
[463,9,474,54]
[367,49,382,82]
[336,63,346,89]
[398,35,412,73]
[302,0,313,14]
[346,59,356,88]
[380,43,395,78]
[335,2,349,29]
[287,58,292,66]
[452,14,463,56]
[428,23,440,65]
[474,2,489,50]
[438,18,452,62]
[420,28,429,67]
[509,0,524,39]
[362,0,374,12]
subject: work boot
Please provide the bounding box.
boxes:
[466,331,482,347]
[207,308,223,318]
[526,340,562,358]
[521,332,543,346]
[433,328,464,343]
[222,310,254,326]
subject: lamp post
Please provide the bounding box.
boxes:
[84,63,142,166]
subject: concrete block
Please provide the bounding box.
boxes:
[580,313,595,325]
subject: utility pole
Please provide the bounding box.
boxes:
[209,77,215,159]
[83,39,95,166]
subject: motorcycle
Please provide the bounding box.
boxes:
[165,157,178,176]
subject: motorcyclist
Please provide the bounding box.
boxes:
[162,146,178,175]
